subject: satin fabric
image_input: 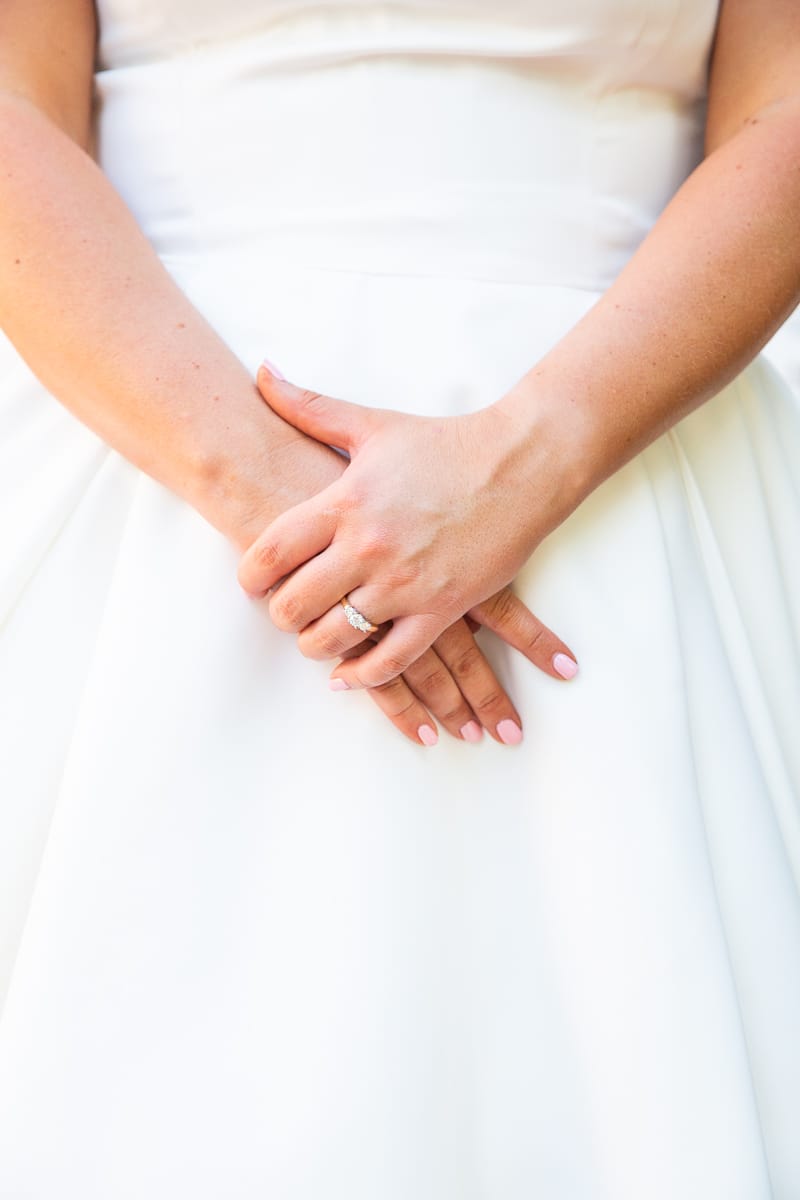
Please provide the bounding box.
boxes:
[1,2,799,1196]
[766,316,800,394]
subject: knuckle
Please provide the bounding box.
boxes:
[394,697,420,720]
[375,686,419,721]
[344,663,370,689]
[254,539,282,573]
[475,688,506,714]
[488,588,517,625]
[440,700,469,724]
[372,675,406,699]
[524,625,547,654]
[379,653,408,680]
[298,388,327,413]
[356,524,393,564]
[389,559,420,590]
[417,666,450,695]
[269,591,303,630]
[452,644,483,678]
[317,630,349,659]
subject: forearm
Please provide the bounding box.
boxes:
[500,96,800,527]
[0,92,321,549]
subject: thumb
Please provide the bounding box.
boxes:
[257,360,375,452]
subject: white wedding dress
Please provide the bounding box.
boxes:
[1,1,799,1196]
[767,315,800,395]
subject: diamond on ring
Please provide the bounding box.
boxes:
[340,596,378,634]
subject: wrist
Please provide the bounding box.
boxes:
[188,404,345,552]
[487,374,597,540]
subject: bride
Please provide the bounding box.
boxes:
[1,0,798,1195]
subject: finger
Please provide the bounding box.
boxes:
[334,636,439,746]
[257,363,378,452]
[329,613,446,689]
[431,620,523,746]
[470,588,579,681]
[268,551,365,634]
[365,673,441,747]
[297,604,390,662]
[400,643,484,743]
[237,494,338,598]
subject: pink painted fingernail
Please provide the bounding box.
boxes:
[460,720,483,743]
[497,719,523,746]
[418,724,438,746]
[553,653,579,680]
[329,678,349,691]
[260,356,286,380]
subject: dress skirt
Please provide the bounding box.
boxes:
[0,5,799,1195]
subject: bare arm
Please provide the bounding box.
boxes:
[498,0,800,518]
[0,0,581,745]
[0,0,343,552]
[235,0,800,690]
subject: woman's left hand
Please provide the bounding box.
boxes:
[238,364,570,688]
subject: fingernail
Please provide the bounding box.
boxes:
[553,653,579,680]
[496,719,523,746]
[418,724,438,746]
[460,720,483,743]
[329,678,349,691]
[260,356,286,380]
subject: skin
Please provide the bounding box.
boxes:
[238,0,800,690]
[0,0,579,750]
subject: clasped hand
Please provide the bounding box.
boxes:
[238,364,578,719]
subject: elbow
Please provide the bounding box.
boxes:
[0,85,94,155]
[705,92,800,157]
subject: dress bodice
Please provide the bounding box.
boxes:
[96,0,718,99]
[92,1,721,292]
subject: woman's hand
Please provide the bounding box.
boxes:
[236,419,578,746]
[323,587,578,747]
[239,364,575,688]
[240,6,800,701]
